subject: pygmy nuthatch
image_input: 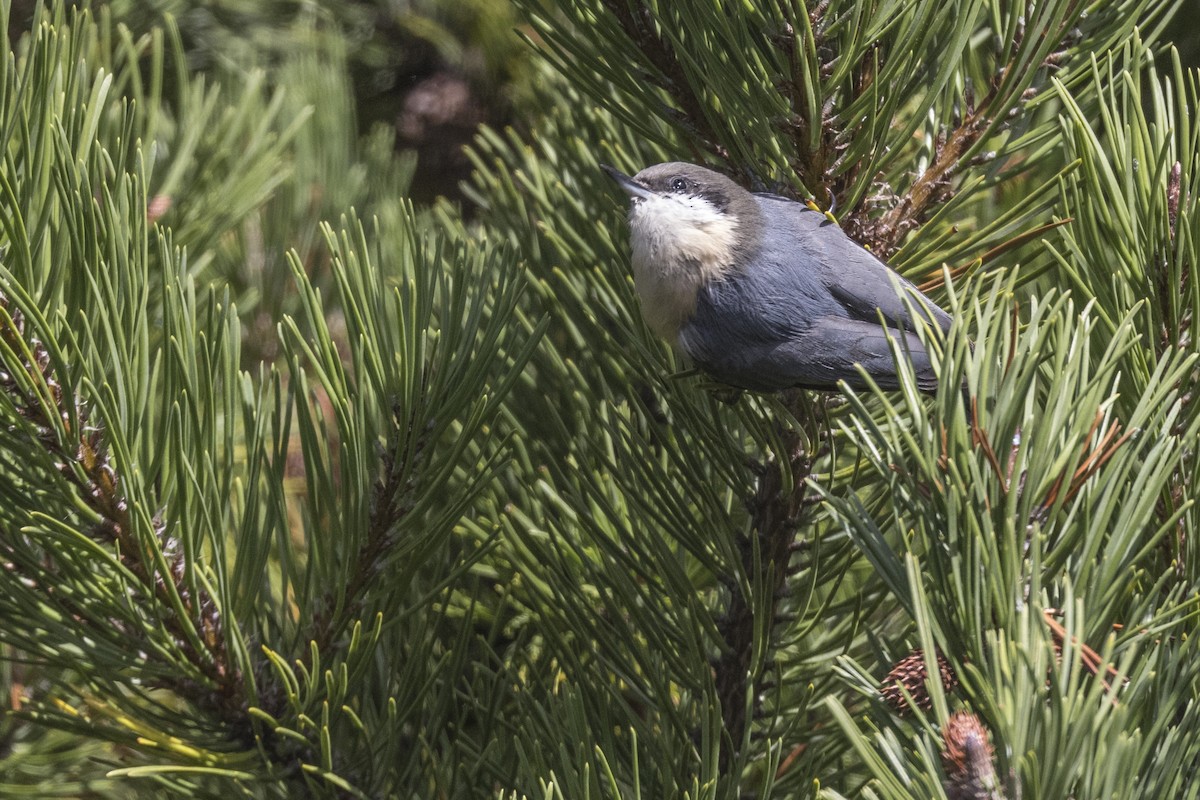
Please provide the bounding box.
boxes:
[603,162,952,393]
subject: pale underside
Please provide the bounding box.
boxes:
[628,193,739,342]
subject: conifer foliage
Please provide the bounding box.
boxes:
[1,0,1198,798]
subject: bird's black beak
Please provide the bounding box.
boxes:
[601,164,655,202]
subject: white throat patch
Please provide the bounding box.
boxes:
[627,193,739,343]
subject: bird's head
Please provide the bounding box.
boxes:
[602,162,760,283]
[603,162,762,341]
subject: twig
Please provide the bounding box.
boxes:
[713,410,814,765]
[0,289,322,784]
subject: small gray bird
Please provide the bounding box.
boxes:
[603,162,952,393]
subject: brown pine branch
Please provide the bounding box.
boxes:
[864,112,992,256]
[1042,608,1126,697]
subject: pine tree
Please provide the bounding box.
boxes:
[1,0,1198,798]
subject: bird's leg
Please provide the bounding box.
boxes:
[805,188,840,225]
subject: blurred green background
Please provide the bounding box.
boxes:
[7,0,1195,206]
[6,0,535,204]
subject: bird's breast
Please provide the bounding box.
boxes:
[627,198,739,342]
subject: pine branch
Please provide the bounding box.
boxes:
[307,405,434,654]
[857,9,1085,255]
[599,0,726,160]
[780,2,864,198]
[0,290,263,733]
[862,111,991,255]
[714,406,815,762]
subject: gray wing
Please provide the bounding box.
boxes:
[676,195,948,392]
[752,194,952,332]
[680,313,938,392]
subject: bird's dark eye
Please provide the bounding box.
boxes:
[670,177,688,192]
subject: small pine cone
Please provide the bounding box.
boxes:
[880,649,958,713]
[941,711,1003,800]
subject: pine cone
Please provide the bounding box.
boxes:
[880,649,958,713]
[941,711,1003,800]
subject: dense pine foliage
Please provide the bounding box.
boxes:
[1,1,1198,797]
